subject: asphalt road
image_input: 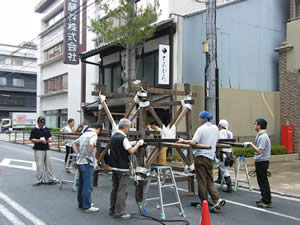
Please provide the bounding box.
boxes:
[0,141,300,225]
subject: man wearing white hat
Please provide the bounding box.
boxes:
[217,119,234,192]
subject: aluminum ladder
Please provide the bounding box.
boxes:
[233,155,253,192]
[58,153,78,192]
[144,165,185,220]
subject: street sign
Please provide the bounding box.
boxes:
[158,44,170,86]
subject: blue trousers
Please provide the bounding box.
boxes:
[78,164,94,209]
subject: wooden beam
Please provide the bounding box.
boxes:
[101,100,115,126]
[132,86,197,97]
[151,99,194,107]
[97,144,110,162]
[169,106,183,128]
[129,108,139,121]
[147,106,164,127]
[174,148,190,165]
[161,142,211,149]
[92,91,134,97]
[124,100,136,118]
[174,108,188,127]
[145,146,160,168]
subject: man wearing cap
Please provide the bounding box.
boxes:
[29,116,58,186]
[216,119,234,192]
[177,111,225,212]
[109,118,144,220]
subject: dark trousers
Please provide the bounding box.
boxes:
[194,156,220,203]
[65,146,74,163]
[78,164,94,209]
[255,161,272,204]
[110,171,129,216]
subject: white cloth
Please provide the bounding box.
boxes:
[219,129,233,153]
[192,122,219,160]
[62,126,73,147]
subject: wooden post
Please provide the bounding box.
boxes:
[136,107,146,203]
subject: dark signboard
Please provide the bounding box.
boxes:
[64,0,80,65]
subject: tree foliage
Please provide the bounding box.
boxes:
[89,0,160,47]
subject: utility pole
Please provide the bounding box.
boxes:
[204,0,219,123]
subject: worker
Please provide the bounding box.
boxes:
[30,116,59,186]
[61,118,80,173]
[177,111,225,213]
[216,119,234,192]
[109,118,144,219]
[244,118,272,208]
[72,123,102,212]
[150,120,168,165]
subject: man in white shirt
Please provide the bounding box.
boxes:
[62,118,79,173]
[109,118,144,220]
[72,123,102,212]
[216,119,234,192]
[177,111,225,213]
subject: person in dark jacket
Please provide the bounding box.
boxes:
[29,116,58,186]
[109,118,144,220]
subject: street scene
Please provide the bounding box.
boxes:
[1,0,300,225]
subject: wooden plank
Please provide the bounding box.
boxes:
[145,146,160,168]
[132,86,197,97]
[151,100,194,107]
[101,100,116,126]
[161,142,211,149]
[92,91,134,97]
[147,106,164,128]
[174,148,190,165]
[97,144,111,163]
[217,143,232,148]
[219,142,245,148]
[129,108,139,121]
[174,108,188,127]
[124,100,136,118]
[169,106,183,128]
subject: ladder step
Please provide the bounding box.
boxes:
[145,197,160,201]
[161,184,175,188]
[163,202,180,207]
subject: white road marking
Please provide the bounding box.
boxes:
[0,203,26,225]
[0,158,36,171]
[0,191,47,225]
[177,187,300,222]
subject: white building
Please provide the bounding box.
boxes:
[34,0,99,128]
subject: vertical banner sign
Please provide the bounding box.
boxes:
[158,44,170,85]
[64,0,80,65]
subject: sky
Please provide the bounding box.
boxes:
[0,0,42,46]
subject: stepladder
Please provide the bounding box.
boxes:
[143,165,185,220]
[59,153,78,192]
[233,155,253,192]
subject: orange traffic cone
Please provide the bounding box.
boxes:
[200,200,211,225]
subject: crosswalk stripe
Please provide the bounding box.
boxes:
[0,203,26,225]
[0,192,47,225]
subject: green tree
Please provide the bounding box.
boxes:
[89,0,160,93]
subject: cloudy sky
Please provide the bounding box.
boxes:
[0,0,42,46]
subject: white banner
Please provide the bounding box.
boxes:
[158,44,170,85]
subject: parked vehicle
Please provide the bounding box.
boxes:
[0,113,37,132]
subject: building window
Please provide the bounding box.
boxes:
[45,42,63,61]
[0,56,5,65]
[13,79,25,87]
[45,9,64,28]
[13,58,23,66]
[0,96,24,106]
[44,74,68,94]
[103,64,122,93]
[136,51,158,87]
[0,77,7,86]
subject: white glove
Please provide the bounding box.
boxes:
[243,142,252,148]
[137,139,144,146]
[130,141,137,146]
